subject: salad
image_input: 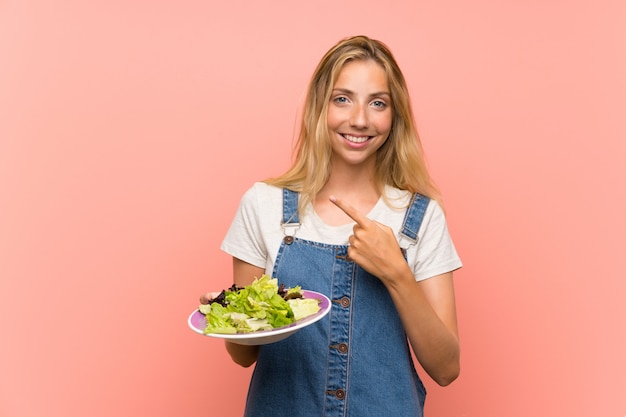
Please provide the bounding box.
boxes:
[199,275,321,334]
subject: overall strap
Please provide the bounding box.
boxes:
[399,193,430,247]
[281,189,300,242]
[281,188,300,225]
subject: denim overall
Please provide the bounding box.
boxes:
[243,189,430,417]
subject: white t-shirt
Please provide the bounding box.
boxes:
[221,182,462,282]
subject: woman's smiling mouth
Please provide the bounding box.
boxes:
[343,134,372,144]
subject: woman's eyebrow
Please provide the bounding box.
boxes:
[331,87,391,98]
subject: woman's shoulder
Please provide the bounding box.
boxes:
[242,181,283,199]
[378,186,447,230]
[384,185,413,204]
[238,182,284,216]
[384,185,443,212]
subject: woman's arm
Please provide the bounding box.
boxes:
[200,257,265,367]
[226,257,265,367]
[384,269,460,386]
[360,251,460,386]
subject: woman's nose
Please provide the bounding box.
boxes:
[349,104,369,128]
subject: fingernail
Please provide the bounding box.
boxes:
[329,195,337,203]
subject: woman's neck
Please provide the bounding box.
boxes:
[313,162,381,226]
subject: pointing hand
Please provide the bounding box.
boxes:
[330,195,407,282]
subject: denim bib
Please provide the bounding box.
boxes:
[243,189,430,417]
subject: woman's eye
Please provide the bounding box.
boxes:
[372,100,387,108]
[334,96,349,103]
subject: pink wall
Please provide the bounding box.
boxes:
[1,1,624,416]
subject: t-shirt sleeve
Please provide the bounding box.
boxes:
[220,185,268,269]
[411,201,462,281]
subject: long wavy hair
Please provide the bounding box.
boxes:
[265,35,441,212]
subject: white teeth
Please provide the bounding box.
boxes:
[343,134,370,143]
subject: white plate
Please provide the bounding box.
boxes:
[187,290,331,345]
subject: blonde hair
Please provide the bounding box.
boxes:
[266,35,441,211]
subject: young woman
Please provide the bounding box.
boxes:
[202,35,462,416]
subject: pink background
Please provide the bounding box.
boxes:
[1,1,625,416]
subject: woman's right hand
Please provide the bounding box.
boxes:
[199,291,221,304]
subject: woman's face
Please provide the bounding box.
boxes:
[326,59,393,169]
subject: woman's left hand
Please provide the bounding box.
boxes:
[330,195,409,283]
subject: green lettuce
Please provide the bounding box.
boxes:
[287,298,322,321]
[202,275,318,334]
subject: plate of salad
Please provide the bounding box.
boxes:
[188,275,331,345]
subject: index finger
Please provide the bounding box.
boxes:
[329,195,370,226]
